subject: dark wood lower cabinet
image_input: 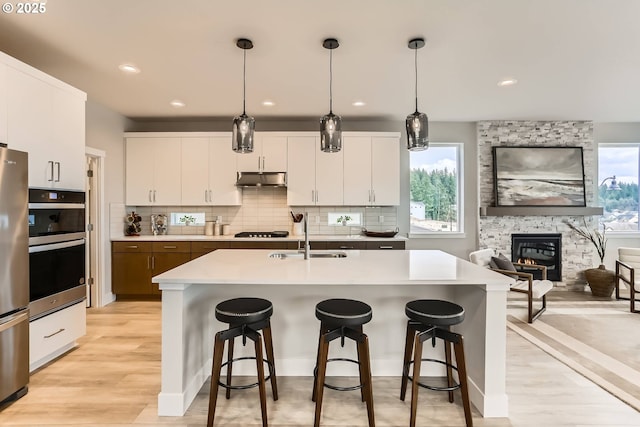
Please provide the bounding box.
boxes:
[112,239,404,299]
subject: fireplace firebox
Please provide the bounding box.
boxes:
[511,233,561,281]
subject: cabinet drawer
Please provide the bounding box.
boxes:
[29,301,86,371]
[365,241,405,250]
[326,241,367,250]
[191,241,230,253]
[112,241,153,253]
[151,241,191,253]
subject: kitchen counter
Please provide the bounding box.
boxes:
[154,249,511,418]
[111,234,407,242]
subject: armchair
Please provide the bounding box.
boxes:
[615,247,640,313]
[469,248,554,323]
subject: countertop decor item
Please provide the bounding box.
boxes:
[151,214,167,235]
[290,211,303,223]
[125,211,142,236]
[565,219,614,297]
[362,227,399,238]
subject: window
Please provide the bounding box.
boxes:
[170,212,206,226]
[328,212,362,226]
[409,143,463,234]
[598,144,639,232]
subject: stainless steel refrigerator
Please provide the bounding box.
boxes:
[0,146,29,404]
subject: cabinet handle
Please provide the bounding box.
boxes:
[153,190,157,202]
[125,245,138,249]
[147,256,151,270]
[149,190,153,202]
[209,190,213,202]
[48,161,54,181]
[315,190,318,202]
[258,157,261,170]
[44,328,65,339]
[379,245,394,249]
[262,156,265,171]
[311,190,315,203]
[204,189,208,202]
[372,190,376,203]
[55,162,61,182]
[339,245,354,249]
[368,190,371,203]
[151,256,155,270]
[163,245,177,249]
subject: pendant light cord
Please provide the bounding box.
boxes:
[329,48,333,114]
[414,46,419,113]
[242,48,247,115]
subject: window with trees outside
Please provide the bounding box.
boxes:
[598,144,639,232]
[410,143,463,234]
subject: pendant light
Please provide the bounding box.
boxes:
[232,38,255,153]
[406,38,429,151]
[320,38,342,153]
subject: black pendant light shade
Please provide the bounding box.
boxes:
[406,38,429,151]
[232,38,255,153]
[320,38,342,153]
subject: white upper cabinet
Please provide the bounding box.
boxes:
[287,136,343,206]
[125,137,182,205]
[181,136,240,205]
[343,134,400,206]
[236,133,287,172]
[0,64,7,145]
[5,59,86,190]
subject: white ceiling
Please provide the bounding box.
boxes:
[1,0,639,122]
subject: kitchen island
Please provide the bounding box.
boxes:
[154,249,512,418]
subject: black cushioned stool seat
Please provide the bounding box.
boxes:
[400,299,473,427]
[312,298,375,427]
[207,297,278,427]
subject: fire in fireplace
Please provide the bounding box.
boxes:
[511,233,562,281]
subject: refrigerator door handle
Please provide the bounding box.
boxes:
[0,311,29,333]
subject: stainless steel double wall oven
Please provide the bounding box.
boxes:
[28,188,86,320]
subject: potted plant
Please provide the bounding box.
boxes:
[565,219,615,297]
[336,215,351,226]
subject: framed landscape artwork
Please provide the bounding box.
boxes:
[492,146,586,207]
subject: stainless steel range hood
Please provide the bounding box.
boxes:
[236,171,287,187]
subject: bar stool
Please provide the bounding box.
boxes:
[312,298,375,427]
[207,297,278,427]
[400,299,472,427]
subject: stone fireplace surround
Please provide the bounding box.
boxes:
[477,121,598,285]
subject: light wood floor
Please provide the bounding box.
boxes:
[1,292,640,426]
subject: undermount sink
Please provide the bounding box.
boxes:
[268,251,347,259]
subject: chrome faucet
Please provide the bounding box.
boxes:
[303,211,310,260]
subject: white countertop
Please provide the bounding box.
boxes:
[154,249,511,288]
[112,234,407,242]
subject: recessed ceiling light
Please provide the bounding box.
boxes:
[497,78,517,87]
[170,99,186,108]
[118,63,140,74]
[352,101,366,107]
[262,100,275,107]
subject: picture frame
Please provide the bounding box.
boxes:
[492,146,586,207]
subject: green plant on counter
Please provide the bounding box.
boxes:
[336,215,352,225]
[179,215,196,225]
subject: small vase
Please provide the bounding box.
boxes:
[584,264,615,298]
[292,222,304,236]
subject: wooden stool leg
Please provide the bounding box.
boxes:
[357,334,376,427]
[400,321,415,401]
[313,332,330,427]
[254,334,268,427]
[444,337,454,403]
[207,333,226,427]
[225,337,234,399]
[262,322,279,401]
[356,325,366,402]
[409,337,424,427]
[454,336,473,427]
[312,325,328,402]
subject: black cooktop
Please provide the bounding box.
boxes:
[234,231,289,238]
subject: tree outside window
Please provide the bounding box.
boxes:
[410,144,462,233]
[598,144,639,232]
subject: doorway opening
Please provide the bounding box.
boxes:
[85,147,106,307]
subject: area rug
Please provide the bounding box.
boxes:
[506,297,640,412]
